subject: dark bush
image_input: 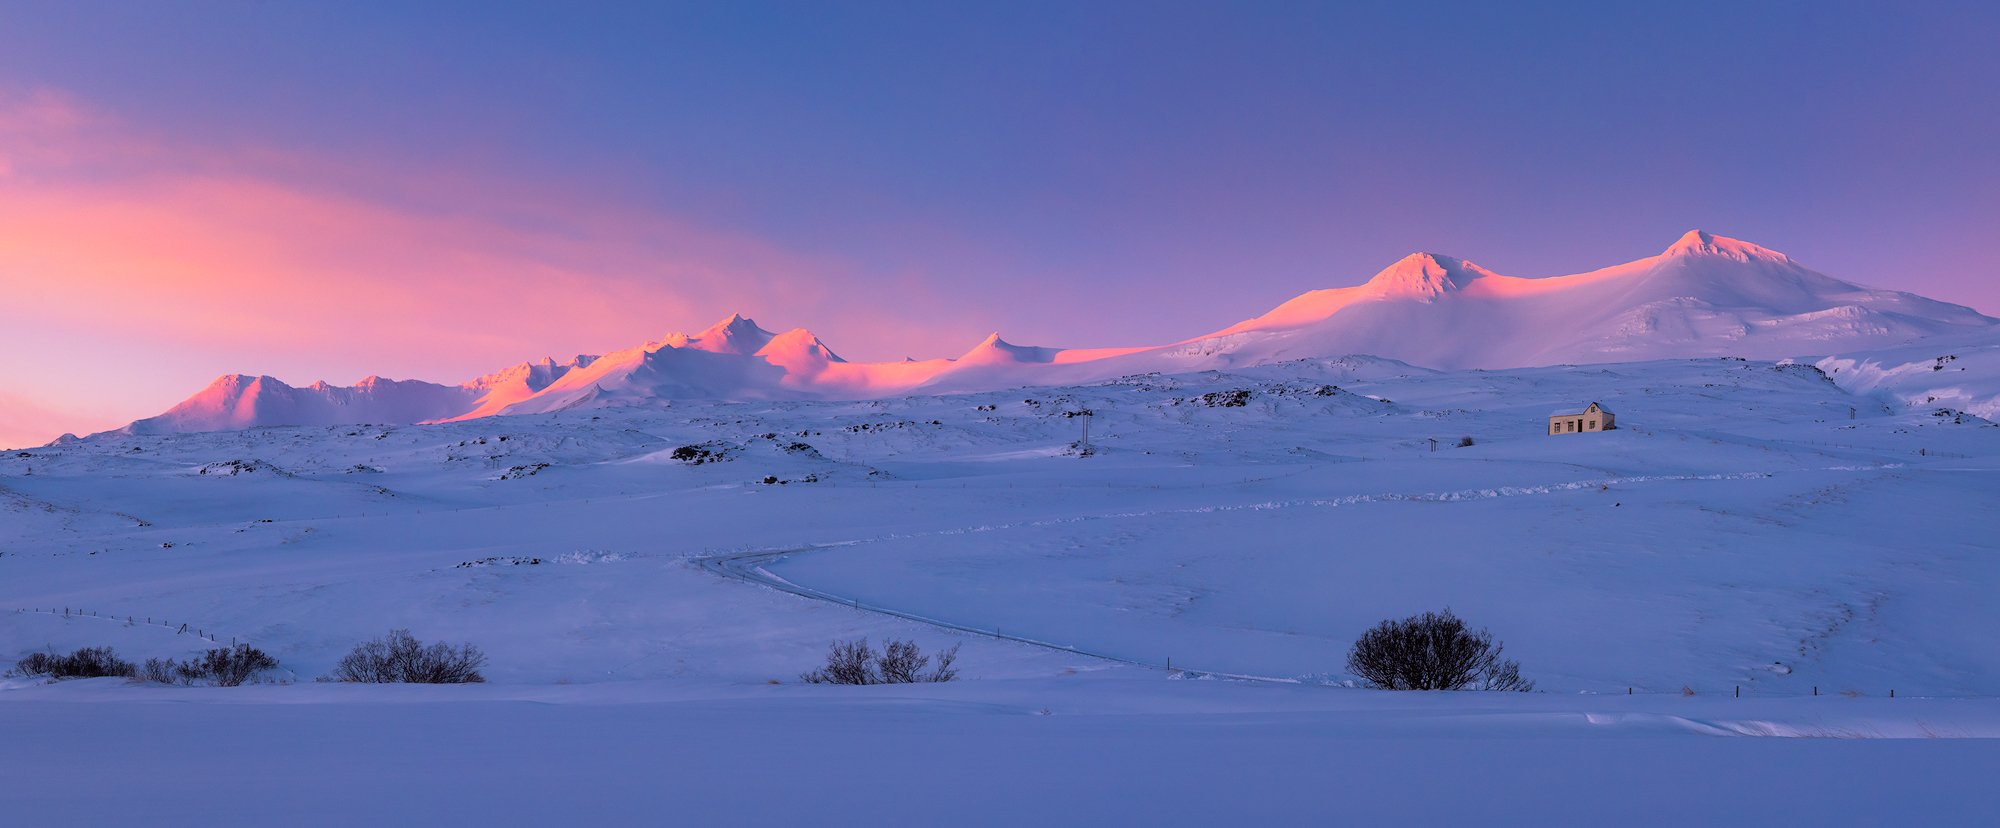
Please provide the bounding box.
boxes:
[1346,608,1532,691]
[1457,436,1476,447]
[330,630,487,684]
[801,638,959,685]
[877,639,927,684]
[141,644,279,686]
[877,638,960,684]
[139,657,180,685]
[803,639,876,685]
[12,647,136,679]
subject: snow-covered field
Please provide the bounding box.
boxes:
[5,352,1998,824]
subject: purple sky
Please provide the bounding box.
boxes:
[1,1,1996,445]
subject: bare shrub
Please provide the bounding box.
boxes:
[11,647,135,679]
[927,644,960,683]
[801,639,877,685]
[135,645,279,686]
[1346,608,1532,691]
[1456,436,1476,447]
[801,638,960,685]
[876,639,927,684]
[139,657,182,685]
[330,630,486,684]
[187,645,279,686]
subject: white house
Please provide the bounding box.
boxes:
[1548,402,1615,435]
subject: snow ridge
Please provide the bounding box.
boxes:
[108,231,1997,436]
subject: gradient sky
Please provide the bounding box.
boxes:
[2,1,1997,447]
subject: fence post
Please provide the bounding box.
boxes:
[1813,686,1818,696]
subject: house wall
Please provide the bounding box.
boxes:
[1547,412,1609,435]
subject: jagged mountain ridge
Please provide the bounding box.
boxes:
[115,230,1996,435]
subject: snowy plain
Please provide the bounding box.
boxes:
[4,350,1999,825]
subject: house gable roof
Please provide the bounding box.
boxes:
[1548,401,1612,417]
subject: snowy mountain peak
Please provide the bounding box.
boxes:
[658,313,778,355]
[695,313,775,349]
[122,372,477,435]
[757,328,847,365]
[1363,253,1495,301]
[207,374,279,396]
[108,230,1999,436]
[958,332,1061,365]
[1662,229,1790,264]
[465,355,598,394]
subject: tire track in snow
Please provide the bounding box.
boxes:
[693,464,1900,683]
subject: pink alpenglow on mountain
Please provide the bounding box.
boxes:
[115,231,1995,436]
[125,374,474,435]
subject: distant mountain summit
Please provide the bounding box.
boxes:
[111,231,1996,436]
[658,313,777,355]
[125,374,477,435]
[1359,252,1490,300]
[1154,229,1991,372]
[1660,228,1791,262]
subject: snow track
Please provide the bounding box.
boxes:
[693,465,1893,683]
[692,546,1276,680]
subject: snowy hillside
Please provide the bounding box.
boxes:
[12,356,1998,692]
[7,355,1998,824]
[102,230,1999,439]
[1813,330,2000,419]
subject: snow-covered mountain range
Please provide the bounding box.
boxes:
[118,231,1995,435]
